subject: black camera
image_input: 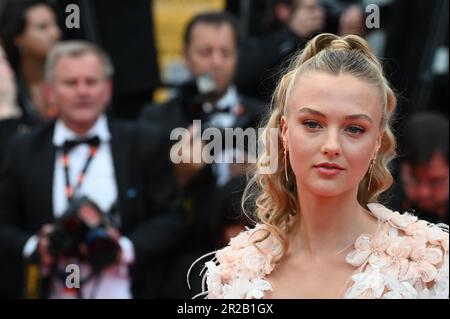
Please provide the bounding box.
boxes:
[178,74,258,157]
[48,196,120,273]
[180,74,223,122]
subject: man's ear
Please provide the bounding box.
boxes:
[43,83,55,106]
[43,82,59,118]
[182,47,190,68]
[104,79,113,106]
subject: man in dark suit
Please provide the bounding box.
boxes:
[141,11,264,140]
[140,12,264,298]
[0,40,183,298]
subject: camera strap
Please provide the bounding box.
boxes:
[61,136,100,202]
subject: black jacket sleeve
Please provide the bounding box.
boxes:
[125,124,186,265]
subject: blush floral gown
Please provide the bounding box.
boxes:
[203,203,449,299]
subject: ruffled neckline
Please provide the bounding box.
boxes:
[205,203,449,299]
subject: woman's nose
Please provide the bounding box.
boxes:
[321,130,341,157]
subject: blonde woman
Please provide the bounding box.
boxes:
[201,33,449,299]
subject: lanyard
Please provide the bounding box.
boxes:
[61,142,99,202]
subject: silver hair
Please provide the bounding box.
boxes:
[44,40,114,82]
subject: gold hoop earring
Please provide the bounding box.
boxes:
[284,145,289,182]
[367,155,377,191]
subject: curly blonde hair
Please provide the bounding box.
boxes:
[243,33,397,264]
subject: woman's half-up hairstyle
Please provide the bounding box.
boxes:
[243,33,397,265]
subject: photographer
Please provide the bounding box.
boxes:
[389,112,449,225]
[141,11,265,186]
[0,41,183,298]
[140,12,264,298]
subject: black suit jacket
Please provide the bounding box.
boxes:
[139,93,266,138]
[0,118,184,298]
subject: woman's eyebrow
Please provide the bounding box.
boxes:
[297,107,373,123]
[297,107,325,117]
[344,114,373,123]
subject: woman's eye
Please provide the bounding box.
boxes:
[346,125,365,135]
[302,120,322,130]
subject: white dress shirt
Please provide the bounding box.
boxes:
[23,115,134,298]
[207,85,239,129]
[207,86,243,186]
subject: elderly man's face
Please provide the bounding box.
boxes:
[46,53,111,133]
[184,22,237,95]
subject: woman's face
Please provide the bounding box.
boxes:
[15,4,61,59]
[281,71,384,198]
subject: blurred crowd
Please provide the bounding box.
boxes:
[0,0,448,298]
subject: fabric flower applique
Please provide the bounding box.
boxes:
[204,204,449,299]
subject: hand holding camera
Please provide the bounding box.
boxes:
[43,197,121,273]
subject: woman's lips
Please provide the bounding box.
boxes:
[315,166,343,176]
[314,163,344,177]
